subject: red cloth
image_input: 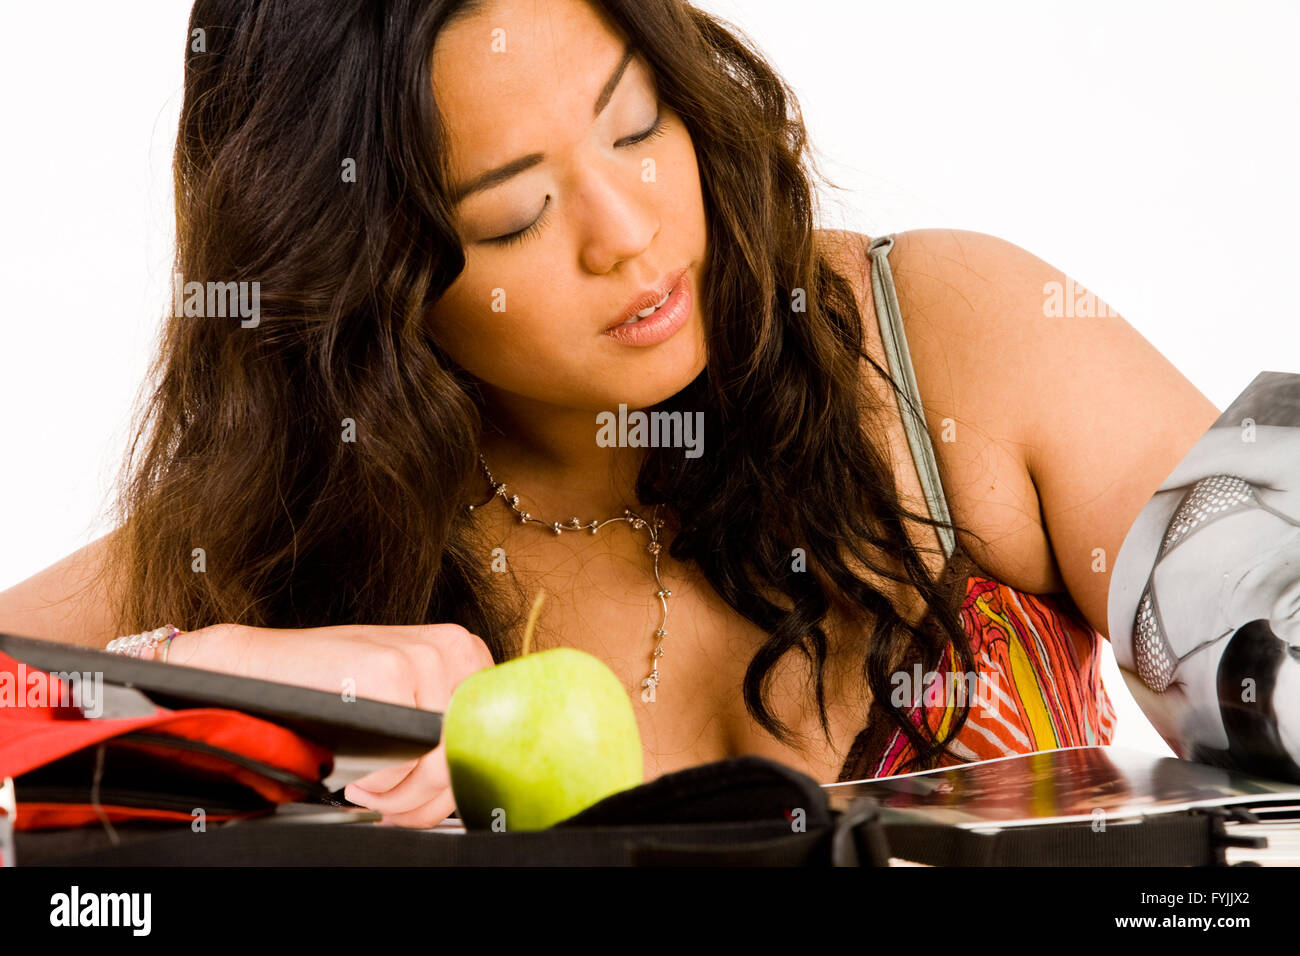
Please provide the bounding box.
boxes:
[0,649,334,829]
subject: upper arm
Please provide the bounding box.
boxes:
[890,228,1221,640]
[0,531,125,648]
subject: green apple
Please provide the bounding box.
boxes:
[443,646,644,831]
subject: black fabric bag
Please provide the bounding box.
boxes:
[14,754,1262,866]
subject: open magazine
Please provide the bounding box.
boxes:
[823,745,1300,825]
[822,745,1300,865]
[1107,370,1300,785]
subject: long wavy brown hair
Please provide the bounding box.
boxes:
[99,0,986,773]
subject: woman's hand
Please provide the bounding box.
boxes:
[169,621,496,827]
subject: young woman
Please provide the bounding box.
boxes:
[0,0,1221,828]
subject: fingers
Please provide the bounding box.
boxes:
[375,788,458,829]
[347,756,420,794]
[343,744,453,823]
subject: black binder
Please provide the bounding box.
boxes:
[0,631,442,760]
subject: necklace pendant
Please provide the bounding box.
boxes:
[476,454,672,706]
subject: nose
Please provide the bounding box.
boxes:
[572,155,660,274]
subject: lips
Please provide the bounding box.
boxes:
[620,287,673,325]
[604,267,690,332]
[601,270,693,348]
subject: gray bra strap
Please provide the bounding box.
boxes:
[867,234,957,560]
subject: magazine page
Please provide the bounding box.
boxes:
[1108,371,1300,784]
[823,745,1300,828]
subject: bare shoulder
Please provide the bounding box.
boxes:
[811,226,1219,637]
[886,230,1066,587]
[0,531,125,648]
[884,228,1219,635]
[814,227,1063,594]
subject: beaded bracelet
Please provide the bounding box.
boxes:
[105,625,182,662]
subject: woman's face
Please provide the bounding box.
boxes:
[426,0,710,418]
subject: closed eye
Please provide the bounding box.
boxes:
[482,108,669,249]
[484,196,553,249]
[619,107,669,149]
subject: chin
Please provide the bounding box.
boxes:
[618,359,707,412]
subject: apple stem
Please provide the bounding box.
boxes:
[521,589,546,657]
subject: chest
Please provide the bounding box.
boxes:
[469,410,955,786]
[479,518,879,784]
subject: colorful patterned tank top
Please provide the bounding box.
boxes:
[835,235,1117,783]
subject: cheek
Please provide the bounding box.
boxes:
[641,121,703,216]
[666,135,706,214]
[427,273,583,394]
[428,279,528,377]
[426,283,486,365]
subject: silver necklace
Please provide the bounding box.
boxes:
[467,452,672,702]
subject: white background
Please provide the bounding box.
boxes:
[3,0,1299,758]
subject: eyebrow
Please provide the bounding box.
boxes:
[450,42,637,205]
